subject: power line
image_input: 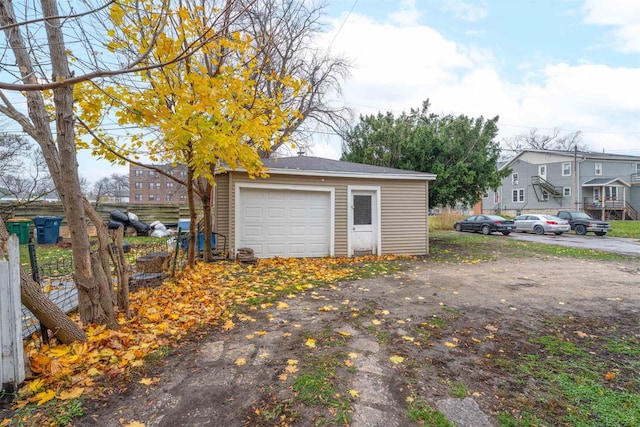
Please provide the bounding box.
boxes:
[328,0,359,51]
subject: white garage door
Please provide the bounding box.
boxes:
[237,187,331,258]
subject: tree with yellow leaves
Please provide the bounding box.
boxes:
[77,1,304,267]
[0,0,256,337]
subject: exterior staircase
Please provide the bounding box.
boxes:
[531,175,563,201]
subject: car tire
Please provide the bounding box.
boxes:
[481,225,491,235]
[533,225,544,235]
[575,225,587,235]
[554,232,563,235]
[501,231,511,236]
[595,231,606,236]
[455,223,462,232]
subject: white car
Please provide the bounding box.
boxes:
[514,214,571,235]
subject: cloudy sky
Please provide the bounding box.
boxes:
[7,0,637,183]
[307,0,640,160]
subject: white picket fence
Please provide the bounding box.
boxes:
[0,235,25,391]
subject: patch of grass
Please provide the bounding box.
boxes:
[604,338,640,356]
[292,353,351,425]
[497,410,548,427]
[374,330,391,345]
[406,399,454,426]
[428,212,466,232]
[450,381,466,398]
[12,399,84,427]
[557,373,640,426]
[490,325,640,426]
[428,231,635,262]
[145,345,170,363]
[257,398,300,424]
[534,335,586,356]
[608,220,640,239]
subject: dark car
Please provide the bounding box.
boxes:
[454,214,515,235]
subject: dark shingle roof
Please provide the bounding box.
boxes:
[260,156,435,180]
[583,177,631,187]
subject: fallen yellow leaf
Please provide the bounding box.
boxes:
[28,378,45,393]
[235,358,247,366]
[222,319,235,331]
[124,421,146,427]
[59,387,84,400]
[348,389,359,398]
[444,342,457,348]
[34,389,56,406]
[305,338,316,348]
[389,355,404,364]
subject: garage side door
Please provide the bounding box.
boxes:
[238,187,331,258]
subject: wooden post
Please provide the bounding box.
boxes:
[1,235,26,392]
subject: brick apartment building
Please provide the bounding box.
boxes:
[129,164,189,204]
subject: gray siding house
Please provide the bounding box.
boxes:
[481,150,640,220]
[213,156,436,259]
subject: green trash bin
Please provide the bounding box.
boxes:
[6,218,32,244]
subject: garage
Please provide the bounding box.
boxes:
[236,186,333,258]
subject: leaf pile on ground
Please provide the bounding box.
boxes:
[3,255,402,426]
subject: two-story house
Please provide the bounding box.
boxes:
[481,149,640,220]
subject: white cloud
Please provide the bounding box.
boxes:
[388,0,422,26]
[582,0,640,53]
[317,7,640,157]
[439,0,488,22]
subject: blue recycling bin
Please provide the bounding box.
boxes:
[181,232,216,252]
[32,216,63,244]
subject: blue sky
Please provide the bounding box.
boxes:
[307,0,640,160]
[3,0,637,183]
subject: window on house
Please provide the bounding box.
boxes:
[562,162,572,176]
[180,170,187,178]
[512,173,519,185]
[134,170,143,177]
[563,187,571,197]
[167,182,174,189]
[541,190,549,201]
[148,194,155,201]
[134,182,143,189]
[494,192,499,204]
[512,188,524,203]
[179,194,186,201]
[134,194,142,201]
[595,163,602,176]
[149,170,159,178]
[167,194,173,202]
[605,186,619,200]
[155,194,161,201]
[483,191,489,198]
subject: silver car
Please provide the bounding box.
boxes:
[514,214,571,235]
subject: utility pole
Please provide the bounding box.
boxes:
[572,145,578,210]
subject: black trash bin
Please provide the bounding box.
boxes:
[33,216,63,244]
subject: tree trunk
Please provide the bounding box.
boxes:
[0,0,117,327]
[198,177,214,263]
[110,226,130,317]
[0,217,86,343]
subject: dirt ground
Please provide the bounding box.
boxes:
[4,241,640,426]
[57,248,639,427]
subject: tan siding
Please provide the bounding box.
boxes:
[226,172,429,257]
[213,174,230,239]
[380,180,428,255]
